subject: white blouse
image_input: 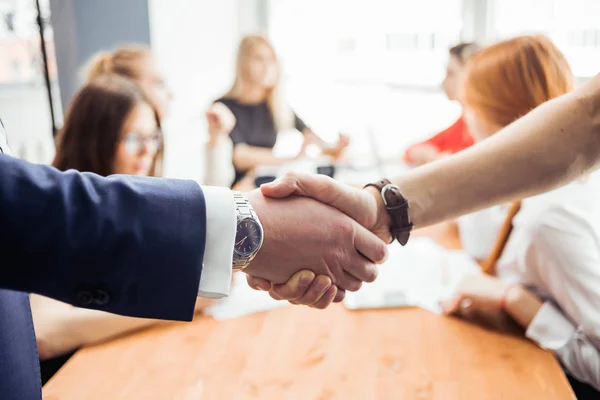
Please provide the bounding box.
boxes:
[459,177,600,390]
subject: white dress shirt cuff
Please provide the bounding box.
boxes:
[197,186,236,299]
[526,302,577,350]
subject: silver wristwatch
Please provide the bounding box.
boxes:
[232,191,264,271]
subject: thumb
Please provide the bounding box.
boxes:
[260,178,299,199]
[270,270,316,301]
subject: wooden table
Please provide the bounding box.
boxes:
[44,304,574,399]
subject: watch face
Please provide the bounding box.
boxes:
[234,218,263,256]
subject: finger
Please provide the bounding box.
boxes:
[310,285,338,309]
[259,177,298,199]
[289,275,333,306]
[344,254,379,285]
[270,270,316,301]
[336,271,363,292]
[333,287,346,303]
[353,223,388,265]
[246,275,272,291]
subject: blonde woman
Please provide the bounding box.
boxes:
[213,35,349,186]
[86,44,235,186]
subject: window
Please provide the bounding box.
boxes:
[0,0,59,163]
[269,0,463,87]
[267,0,464,159]
[490,0,600,78]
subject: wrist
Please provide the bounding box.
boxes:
[503,285,543,328]
[241,190,266,272]
[365,186,393,243]
[207,134,225,147]
[232,190,265,273]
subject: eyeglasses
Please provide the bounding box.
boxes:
[122,131,162,154]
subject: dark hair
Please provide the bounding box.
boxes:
[53,74,163,176]
[449,42,480,64]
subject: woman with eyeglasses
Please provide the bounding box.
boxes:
[32,75,214,384]
[85,44,235,186]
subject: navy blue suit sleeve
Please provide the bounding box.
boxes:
[0,155,206,321]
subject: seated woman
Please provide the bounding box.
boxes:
[33,75,214,382]
[85,45,235,186]
[439,35,600,396]
[403,42,479,166]
[214,34,350,187]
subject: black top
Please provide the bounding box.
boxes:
[216,97,308,186]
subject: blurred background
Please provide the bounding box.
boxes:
[2,0,600,179]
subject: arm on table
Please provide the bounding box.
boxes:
[504,209,600,390]
[506,287,600,391]
[31,294,215,360]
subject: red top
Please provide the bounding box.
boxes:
[403,116,474,163]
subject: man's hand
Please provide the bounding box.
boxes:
[245,189,387,293]
[247,271,343,309]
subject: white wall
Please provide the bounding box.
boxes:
[148,0,255,181]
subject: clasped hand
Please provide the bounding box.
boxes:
[242,172,391,309]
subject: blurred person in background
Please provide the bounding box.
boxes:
[34,75,215,383]
[403,42,479,166]
[213,34,350,187]
[268,35,600,397]
[440,35,600,398]
[86,45,235,186]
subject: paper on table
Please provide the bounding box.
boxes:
[344,237,480,313]
[204,273,287,321]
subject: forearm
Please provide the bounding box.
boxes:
[233,144,295,171]
[506,291,600,391]
[302,128,328,148]
[33,296,214,359]
[204,138,235,186]
[504,285,544,328]
[390,75,600,228]
[0,157,205,320]
[31,295,163,359]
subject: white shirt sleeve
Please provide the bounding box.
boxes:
[197,186,236,299]
[203,138,235,187]
[520,207,600,390]
[527,302,600,390]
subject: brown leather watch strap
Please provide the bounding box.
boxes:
[364,179,413,246]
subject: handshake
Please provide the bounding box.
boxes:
[242,172,395,309]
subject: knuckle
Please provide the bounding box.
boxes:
[348,280,362,292]
[375,243,388,264]
[332,220,355,241]
[364,265,379,283]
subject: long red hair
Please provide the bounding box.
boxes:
[464,35,575,129]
